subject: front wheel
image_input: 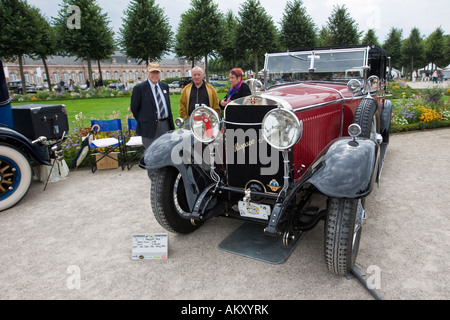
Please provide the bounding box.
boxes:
[0,145,33,212]
[150,167,203,234]
[324,197,365,275]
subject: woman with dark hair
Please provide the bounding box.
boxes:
[219,68,252,109]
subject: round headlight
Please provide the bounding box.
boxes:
[348,123,361,137]
[189,106,221,143]
[347,79,362,94]
[262,108,303,150]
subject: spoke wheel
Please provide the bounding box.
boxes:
[0,145,32,212]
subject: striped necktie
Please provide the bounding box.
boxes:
[155,85,167,119]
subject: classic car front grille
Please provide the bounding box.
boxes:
[224,104,285,193]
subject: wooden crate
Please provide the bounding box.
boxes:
[95,153,119,170]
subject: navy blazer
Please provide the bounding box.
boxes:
[130,80,174,138]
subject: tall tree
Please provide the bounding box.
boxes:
[383,28,403,69]
[236,0,279,74]
[0,0,40,92]
[29,7,58,92]
[361,29,380,46]
[119,0,172,67]
[175,0,224,81]
[217,10,239,69]
[402,27,425,73]
[279,0,316,50]
[323,5,360,46]
[444,35,450,68]
[53,0,116,89]
[425,27,446,68]
[174,10,202,68]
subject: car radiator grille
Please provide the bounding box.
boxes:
[224,104,285,194]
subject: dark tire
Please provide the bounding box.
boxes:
[324,197,365,275]
[380,100,392,144]
[0,145,33,212]
[353,99,378,139]
[150,167,203,234]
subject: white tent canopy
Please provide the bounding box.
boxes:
[418,63,442,75]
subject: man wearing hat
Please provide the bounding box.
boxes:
[130,62,174,151]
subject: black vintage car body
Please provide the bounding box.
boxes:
[142,46,391,275]
[0,60,66,212]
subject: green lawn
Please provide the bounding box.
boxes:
[13,92,227,129]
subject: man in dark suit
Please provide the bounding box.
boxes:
[130,62,175,151]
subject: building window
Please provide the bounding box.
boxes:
[71,72,77,84]
[9,72,17,81]
[129,71,133,81]
[33,72,39,85]
[122,71,127,82]
[53,72,59,84]
[24,72,31,84]
[114,71,119,80]
[105,71,111,80]
[135,71,140,81]
[63,72,69,83]
[79,72,85,84]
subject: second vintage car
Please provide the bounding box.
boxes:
[142,45,392,275]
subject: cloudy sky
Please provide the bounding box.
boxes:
[27,0,449,46]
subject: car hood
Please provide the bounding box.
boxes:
[262,82,352,110]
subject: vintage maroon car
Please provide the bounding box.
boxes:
[143,45,391,275]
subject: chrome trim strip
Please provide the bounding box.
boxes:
[223,120,262,126]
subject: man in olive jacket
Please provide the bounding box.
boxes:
[179,67,221,123]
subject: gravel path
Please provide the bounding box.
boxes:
[1,128,449,300]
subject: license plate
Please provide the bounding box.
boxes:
[238,201,271,220]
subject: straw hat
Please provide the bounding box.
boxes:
[147,62,162,73]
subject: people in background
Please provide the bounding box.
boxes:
[179,67,220,126]
[219,68,251,109]
[130,62,174,151]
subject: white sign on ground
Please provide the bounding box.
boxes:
[132,233,168,260]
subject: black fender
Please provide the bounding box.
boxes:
[0,125,50,166]
[142,129,214,211]
[307,137,379,199]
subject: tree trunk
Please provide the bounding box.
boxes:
[87,58,93,90]
[42,57,52,92]
[97,60,103,81]
[18,55,26,95]
[253,51,259,78]
[204,54,209,83]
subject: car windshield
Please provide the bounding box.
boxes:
[264,47,369,87]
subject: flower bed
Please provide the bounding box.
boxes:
[390,85,450,132]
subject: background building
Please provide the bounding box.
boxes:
[4,52,201,87]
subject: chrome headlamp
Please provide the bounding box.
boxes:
[262,107,303,150]
[189,105,221,143]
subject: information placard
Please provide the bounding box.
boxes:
[132,233,168,260]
